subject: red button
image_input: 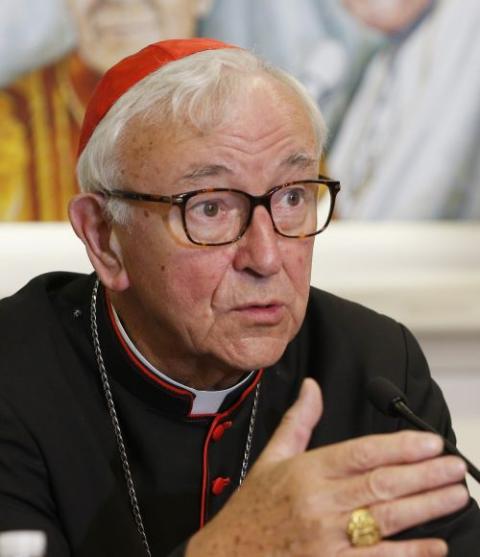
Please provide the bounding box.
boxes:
[211,476,231,495]
[212,421,233,442]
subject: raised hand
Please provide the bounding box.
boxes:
[188,378,468,556]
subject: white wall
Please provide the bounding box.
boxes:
[1,222,479,500]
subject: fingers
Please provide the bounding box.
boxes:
[341,538,448,557]
[370,483,469,539]
[317,430,444,478]
[329,455,467,539]
[256,378,323,464]
[337,482,467,556]
[331,455,467,510]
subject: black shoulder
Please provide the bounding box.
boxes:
[305,286,401,339]
[299,286,408,384]
[280,286,431,441]
[0,272,89,313]
[0,271,93,374]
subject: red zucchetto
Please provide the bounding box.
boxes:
[78,38,235,157]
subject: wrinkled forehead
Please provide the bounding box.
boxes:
[116,78,319,188]
[121,74,317,151]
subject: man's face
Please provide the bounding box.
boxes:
[69,0,210,73]
[112,79,319,385]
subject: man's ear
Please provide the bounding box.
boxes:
[68,193,129,292]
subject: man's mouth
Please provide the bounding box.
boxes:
[233,303,285,325]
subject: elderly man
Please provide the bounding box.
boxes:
[0,38,479,557]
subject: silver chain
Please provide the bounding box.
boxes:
[90,280,152,557]
[89,279,260,554]
[238,380,260,486]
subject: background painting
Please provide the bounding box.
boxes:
[1,0,479,221]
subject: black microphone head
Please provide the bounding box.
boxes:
[367,377,408,417]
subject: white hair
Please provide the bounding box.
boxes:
[77,47,327,223]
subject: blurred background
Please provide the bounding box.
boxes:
[0,0,479,497]
[1,0,479,221]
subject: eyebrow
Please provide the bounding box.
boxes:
[181,164,232,180]
[180,152,317,181]
[280,152,318,169]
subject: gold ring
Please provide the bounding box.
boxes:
[346,508,381,547]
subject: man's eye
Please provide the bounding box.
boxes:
[189,198,225,219]
[286,190,301,206]
[202,201,219,217]
[280,187,305,207]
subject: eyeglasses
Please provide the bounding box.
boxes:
[100,176,340,246]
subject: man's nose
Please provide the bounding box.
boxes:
[232,206,282,276]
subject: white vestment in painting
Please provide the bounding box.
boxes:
[329,0,480,219]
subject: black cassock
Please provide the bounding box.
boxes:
[0,273,479,556]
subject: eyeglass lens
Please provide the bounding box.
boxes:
[184,182,331,245]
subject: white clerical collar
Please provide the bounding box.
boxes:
[111,305,254,415]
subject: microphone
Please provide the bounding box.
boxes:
[367,376,480,484]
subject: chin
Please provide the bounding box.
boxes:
[220,336,290,372]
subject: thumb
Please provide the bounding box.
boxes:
[257,378,323,465]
